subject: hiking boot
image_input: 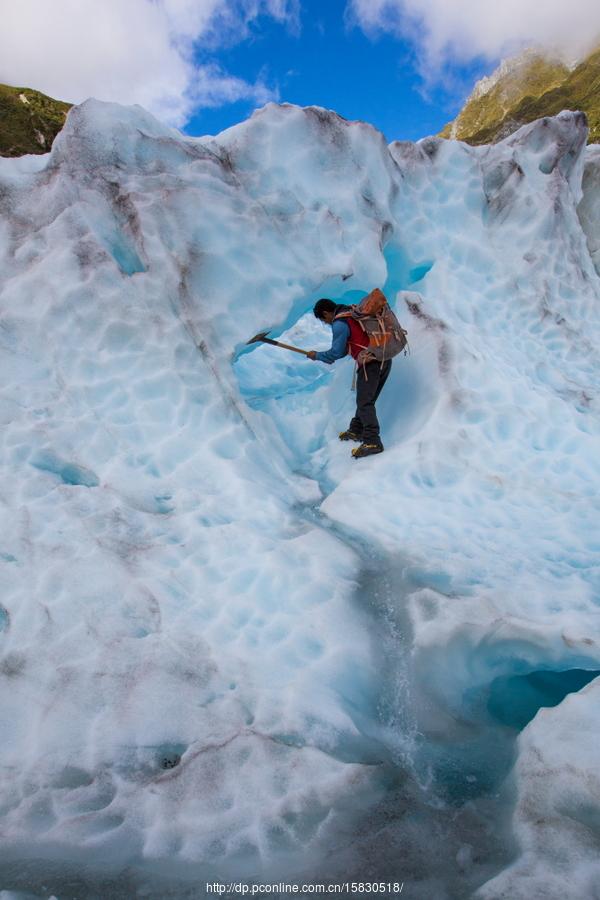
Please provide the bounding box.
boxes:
[339,429,363,442]
[351,442,384,459]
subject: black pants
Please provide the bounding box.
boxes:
[348,359,392,445]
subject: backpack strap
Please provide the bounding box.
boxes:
[334,307,368,332]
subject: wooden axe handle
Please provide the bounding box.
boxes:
[261,337,311,356]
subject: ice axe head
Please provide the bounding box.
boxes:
[245,331,309,357]
[246,330,270,344]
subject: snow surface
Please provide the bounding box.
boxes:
[0,100,599,897]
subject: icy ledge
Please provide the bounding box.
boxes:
[0,101,599,896]
[477,679,600,899]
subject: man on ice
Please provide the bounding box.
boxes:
[307,290,407,459]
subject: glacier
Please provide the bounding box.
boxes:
[0,100,599,899]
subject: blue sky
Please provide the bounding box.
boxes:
[185,0,490,142]
[4,0,598,144]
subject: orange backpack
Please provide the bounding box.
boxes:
[334,288,408,366]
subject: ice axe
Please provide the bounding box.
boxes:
[246,330,311,357]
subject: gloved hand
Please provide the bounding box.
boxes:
[307,351,317,360]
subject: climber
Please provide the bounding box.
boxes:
[308,294,395,459]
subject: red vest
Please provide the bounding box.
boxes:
[336,313,369,360]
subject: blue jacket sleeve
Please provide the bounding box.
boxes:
[315,320,350,364]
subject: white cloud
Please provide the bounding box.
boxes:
[0,0,299,127]
[349,0,600,75]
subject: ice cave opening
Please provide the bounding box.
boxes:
[412,656,600,811]
[486,667,599,731]
[232,243,437,483]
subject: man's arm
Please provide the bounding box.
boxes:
[309,320,350,364]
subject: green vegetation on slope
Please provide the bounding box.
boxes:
[441,47,600,145]
[0,84,72,157]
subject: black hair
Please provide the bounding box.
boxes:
[313,298,336,320]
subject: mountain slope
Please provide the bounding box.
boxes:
[442,46,600,145]
[0,83,72,157]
